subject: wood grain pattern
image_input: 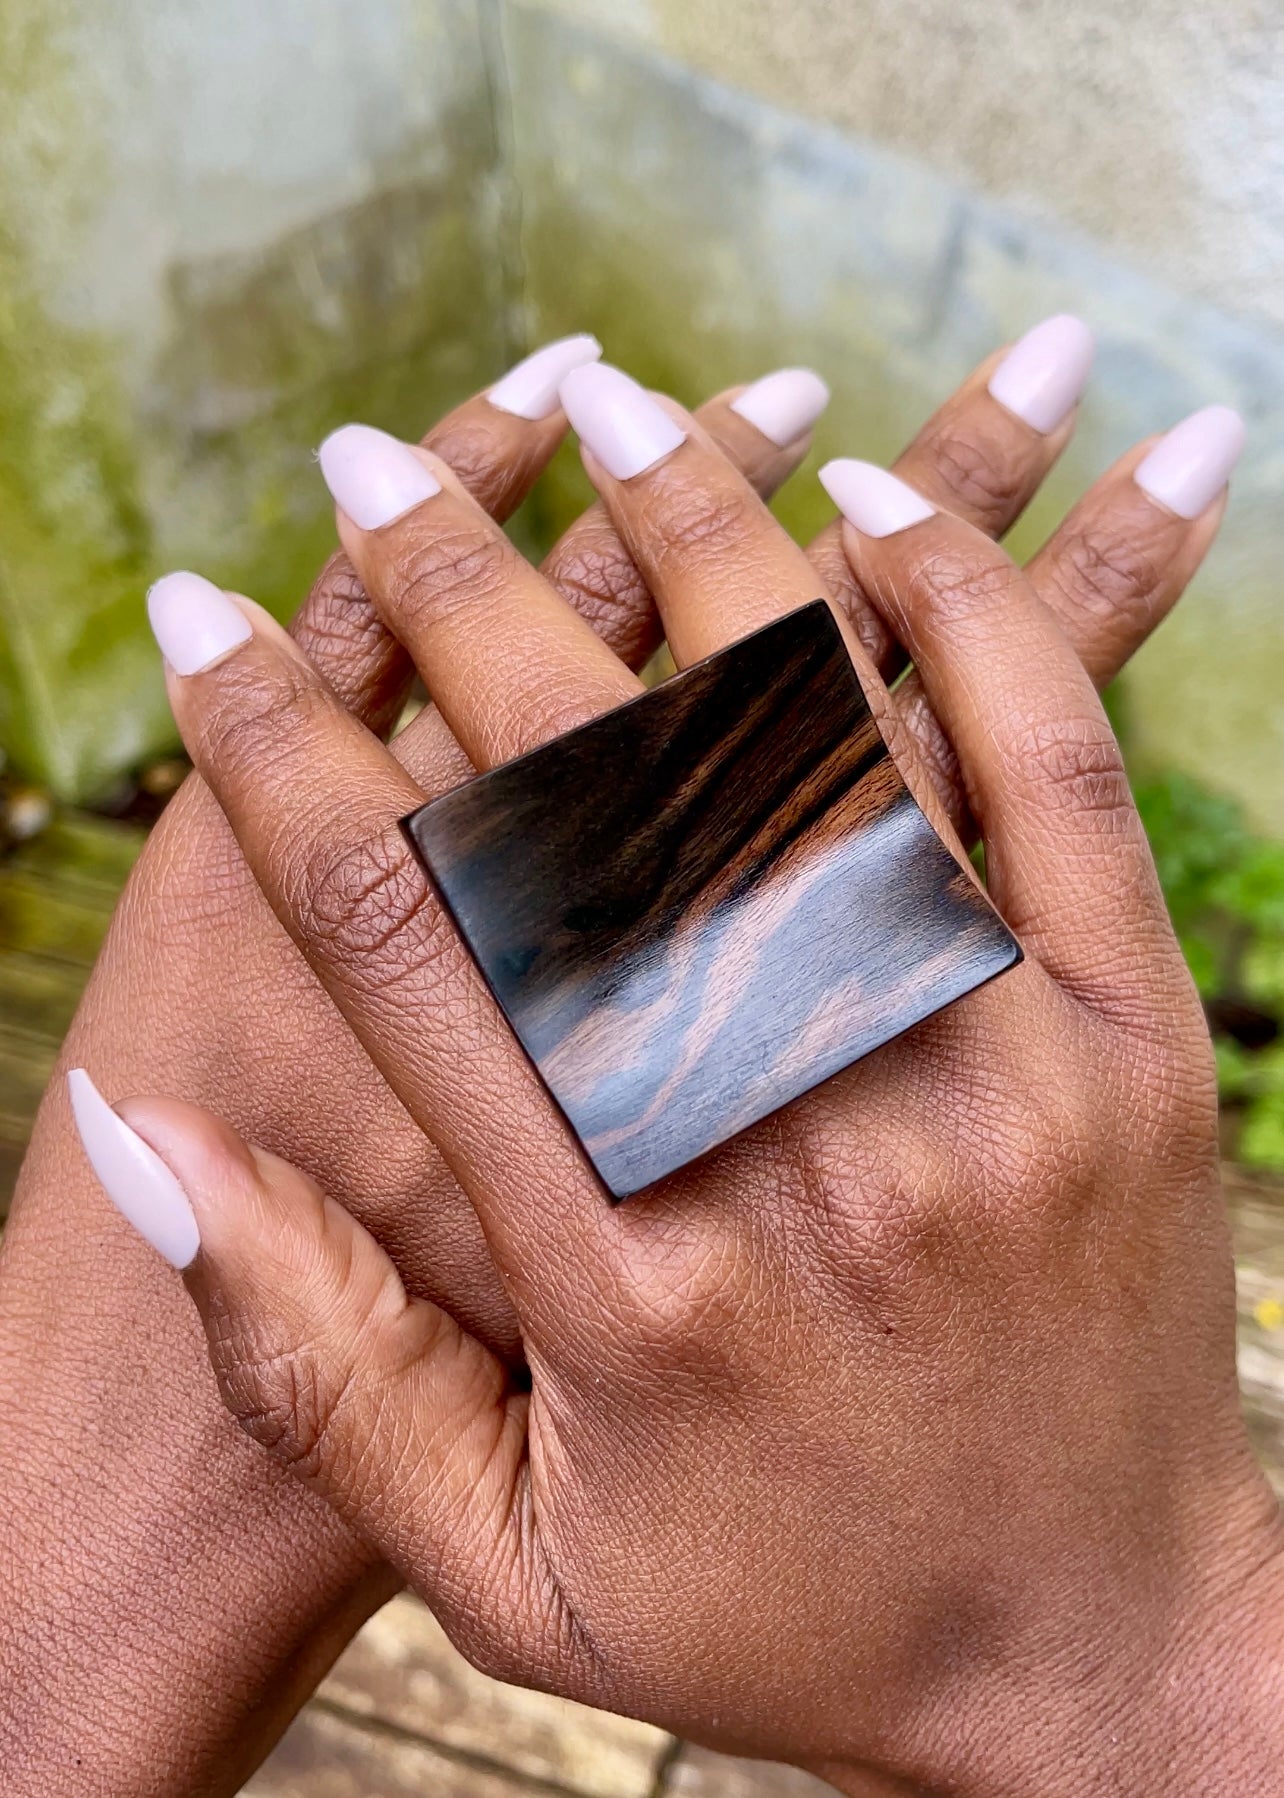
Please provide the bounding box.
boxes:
[404,602,1020,1198]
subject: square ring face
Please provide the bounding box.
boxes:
[403,601,1020,1199]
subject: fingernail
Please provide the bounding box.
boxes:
[729,367,831,446]
[558,363,687,480]
[147,572,253,676]
[67,1070,200,1269]
[317,423,441,530]
[1134,405,1247,520]
[819,459,936,538]
[987,314,1095,433]
[488,333,603,419]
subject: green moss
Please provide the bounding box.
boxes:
[0,2,158,798]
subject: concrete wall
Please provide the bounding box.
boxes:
[519,0,1284,331]
[501,3,1284,829]
[1,0,1280,829]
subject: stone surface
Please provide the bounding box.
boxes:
[315,1593,670,1798]
[0,810,144,1214]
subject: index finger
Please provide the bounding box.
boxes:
[291,334,604,735]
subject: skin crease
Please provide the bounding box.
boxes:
[0,344,1258,1795]
[118,385,1284,1796]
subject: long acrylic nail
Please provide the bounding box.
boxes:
[819,459,936,538]
[147,572,253,676]
[559,363,687,480]
[730,367,831,446]
[68,1070,200,1269]
[987,314,1095,434]
[317,424,442,530]
[488,333,603,419]
[1134,405,1246,520]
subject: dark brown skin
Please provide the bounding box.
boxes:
[0,347,1253,1795]
[115,380,1284,1794]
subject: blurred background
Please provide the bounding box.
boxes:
[0,2,1281,1792]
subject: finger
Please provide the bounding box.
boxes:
[66,1069,535,1661]
[288,334,602,737]
[556,364,972,881]
[559,363,828,667]
[316,425,642,768]
[145,576,610,1319]
[820,459,1190,1017]
[541,369,829,671]
[1026,404,1245,683]
[384,371,829,791]
[882,407,1247,842]
[807,315,1094,673]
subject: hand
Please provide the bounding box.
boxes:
[1,323,1162,1793]
[91,362,1284,1795]
[0,340,815,1790]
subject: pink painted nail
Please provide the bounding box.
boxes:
[488,333,603,419]
[147,572,253,677]
[730,367,831,446]
[67,1070,200,1269]
[987,314,1095,433]
[819,459,936,538]
[317,424,441,530]
[1134,405,1246,520]
[558,363,687,480]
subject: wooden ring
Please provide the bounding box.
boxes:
[403,601,1020,1198]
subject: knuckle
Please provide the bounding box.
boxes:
[915,426,1029,532]
[644,481,759,572]
[206,1304,353,1483]
[296,823,440,968]
[611,1228,751,1371]
[426,421,511,504]
[547,540,648,629]
[198,656,332,785]
[1005,713,1133,825]
[395,525,514,629]
[905,545,1019,629]
[296,553,381,657]
[545,534,657,667]
[1053,519,1167,632]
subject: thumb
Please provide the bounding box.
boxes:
[65,1068,530,1639]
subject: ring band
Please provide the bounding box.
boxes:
[403,601,1020,1198]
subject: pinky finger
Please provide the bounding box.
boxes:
[891,405,1246,843]
[1025,404,1245,685]
[65,1069,533,1658]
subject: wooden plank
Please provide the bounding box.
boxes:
[0,871,116,966]
[242,1701,558,1798]
[317,1594,670,1798]
[664,1747,832,1798]
[0,950,86,1043]
[0,1136,25,1220]
[0,1035,58,1139]
[8,814,146,896]
[1229,1170,1284,1496]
